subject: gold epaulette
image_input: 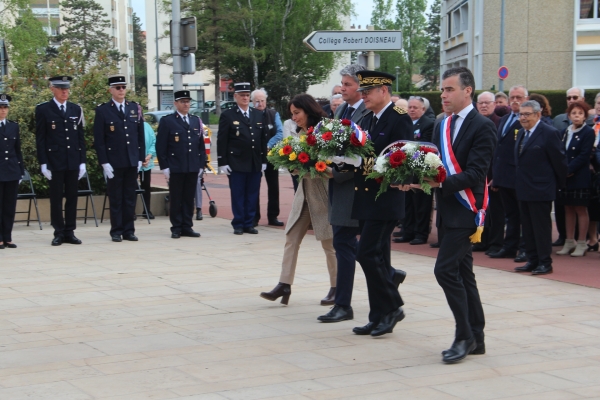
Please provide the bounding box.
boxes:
[394,106,407,115]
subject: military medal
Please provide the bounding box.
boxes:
[233,121,239,125]
[110,126,115,131]
[236,131,239,136]
[51,121,56,130]
[175,136,180,142]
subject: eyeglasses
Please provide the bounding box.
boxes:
[566,96,579,100]
[519,112,538,118]
[361,86,381,96]
[112,85,127,90]
[477,101,494,105]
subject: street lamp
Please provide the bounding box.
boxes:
[395,66,400,93]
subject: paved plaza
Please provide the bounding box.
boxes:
[1,217,600,399]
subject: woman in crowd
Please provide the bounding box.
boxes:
[557,101,596,257]
[260,94,337,305]
[529,93,553,126]
[139,119,157,219]
[0,94,24,249]
[586,93,600,252]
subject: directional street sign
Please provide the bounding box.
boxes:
[303,30,403,52]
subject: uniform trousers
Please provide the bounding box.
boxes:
[0,180,19,243]
[195,174,203,209]
[498,187,525,252]
[138,170,151,211]
[49,169,78,238]
[520,200,553,266]
[279,202,337,286]
[434,224,485,341]
[481,189,505,251]
[107,166,137,236]
[356,219,404,323]
[332,224,360,307]
[403,190,433,241]
[228,171,261,229]
[255,162,280,222]
[169,172,198,234]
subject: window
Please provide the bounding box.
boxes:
[580,0,599,19]
[446,3,469,38]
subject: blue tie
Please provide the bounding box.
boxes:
[450,115,457,143]
[502,114,516,137]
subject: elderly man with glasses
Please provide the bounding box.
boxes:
[553,87,594,134]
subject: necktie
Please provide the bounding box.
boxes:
[60,104,65,117]
[243,112,249,122]
[0,121,4,132]
[344,106,355,119]
[118,104,125,118]
[520,130,531,154]
[183,115,189,128]
[450,115,457,143]
[502,113,516,137]
[370,115,378,133]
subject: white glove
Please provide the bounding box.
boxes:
[138,161,142,172]
[220,165,232,175]
[198,168,204,177]
[41,164,52,180]
[78,163,86,180]
[163,168,170,181]
[332,155,362,167]
[261,163,267,172]
[102,163,114,180]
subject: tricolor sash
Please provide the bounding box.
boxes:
[439,115,489,243]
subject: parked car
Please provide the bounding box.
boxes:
[144,110,174,125]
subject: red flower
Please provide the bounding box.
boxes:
[321,131,333,141]
[419,146,436,154]
[350,134,362,147]
[389,151,406,168]
[435,166,447,183]
[307,126,314,134]
[306,134,317,146]
[375,177,383,184]
[298,152,310,163]
[341,119,351,126]
[282,145,293,155]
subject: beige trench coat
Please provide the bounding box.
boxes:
[284,175,333,241]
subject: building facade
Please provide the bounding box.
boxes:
[440,0,600,91]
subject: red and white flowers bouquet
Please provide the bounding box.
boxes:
[307,118,373,159]
[367,141,447,196]
[267,134,329,180]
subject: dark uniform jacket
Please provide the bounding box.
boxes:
[156,112,206,173]
[514,121,567,201]
[217,106,267,173]
[413,115,434,142]
[351,103,413,221]
[492,113,522,189]
[561,124,595,190]
[93,99,145,169]
[0,120,25,181]
[35,100,86,171]
[264,109,278,143]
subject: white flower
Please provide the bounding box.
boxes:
[324,123,333,130]
[424,152,443,168]
[401,143,417,154]
[374,156,388,173]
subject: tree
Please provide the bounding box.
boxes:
[0,0,28,19]
[395,0,427,91]
[420,0,441,91]
[3,8,49,79]
[132,12,147,92]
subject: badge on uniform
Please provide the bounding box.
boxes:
[110,126,115,131]
[233,121,239,125]
[236,131,240,136]
[175,136,180,142]
[51,123,56,129]
[268,124,273,129]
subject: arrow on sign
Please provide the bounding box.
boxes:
[303,30,403,52]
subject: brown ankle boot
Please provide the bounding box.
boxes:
[321,287,336,306]
[260,283,291,305]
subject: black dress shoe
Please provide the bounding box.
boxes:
[6,243,17,249]
[196,208,203,221]
[233,228,243,235]
[353,321,379,335]
[243,227,258,234]
[514,262,538,272]
[532,264,553,275]
[393,236,414,243]
[484,247,502,255]
[123,234,138,241]
[142,212,155,220]
[409,238,426,245]
[371,308,405,337]
[393,269,407,287]
[392,230,403,237]
[488,248,517,259]
[552,238,565,247]
[430,242,440,248]
[318,305,354,322]
[514,251,527,263]
[65,236,82,245]
[111,235,122,242]
[0,244,5,249]
[442,340,485,356]
[268,219,284,226]
[472,243,488,252]
[442,337,477,363]
[52,236,64,246]
[181,230,201,238]
[171,232,181,239]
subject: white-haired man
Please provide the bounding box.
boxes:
[323,85,343,118]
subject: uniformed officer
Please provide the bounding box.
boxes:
[156,90,206,238]
[0,94,24,249]
[35,76,86,246]
[217,82,268,235]
[93,74,145,242]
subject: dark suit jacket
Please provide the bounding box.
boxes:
[412,116,434,142]
[217,106,267,173]
[351,104,413,221]
[492,113,522,188]
[156,112,206,173]
[93,100,145,168]
[35,100,86,171]
[514,121,567,201]
[561,124,595,190]
[432,109,497,229]
[0,120,24,181]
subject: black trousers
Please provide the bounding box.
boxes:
[554,200,566,240]
[50,169,78,238]
[107,166,137,236]
[403,190,433,241]
[0,180,19,243]
[138,170,151,210]
[435,224,485,341]
[520,200,553,266]
[481,189,505,251]
[498,187,525,252]
[169,172,198,233]
[356,219,404,323]
[332,224,360,307]
[255,162,280,222]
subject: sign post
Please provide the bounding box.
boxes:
[303,30,402,52]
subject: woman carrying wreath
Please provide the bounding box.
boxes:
[260,94,337,305]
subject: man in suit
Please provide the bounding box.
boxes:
[156,90,206,239]
[488,85,528,262]
[339,70,412,337]
[93,74,145,242]
[35,76,86,246]
[217,82,268,235]
[405,67,496,363]
[515,100,567,275]
[252,88,284,227]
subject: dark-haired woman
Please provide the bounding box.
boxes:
[260,94,337,305]
[528,93,553,126]
[0,94,24,249]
